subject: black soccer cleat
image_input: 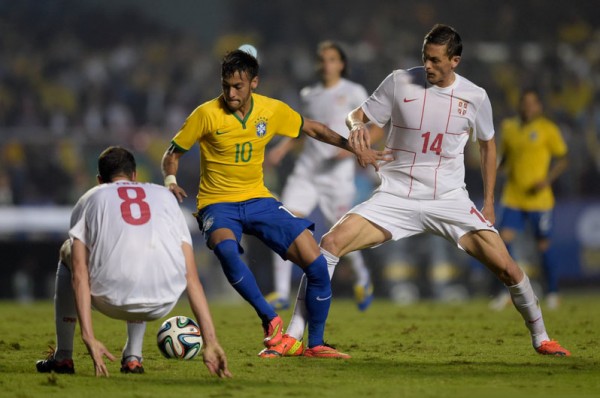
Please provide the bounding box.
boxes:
[36,357,75,374]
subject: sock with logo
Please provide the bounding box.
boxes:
[507,274,550,347]
[303,254,332,348]
[214,239,277,323]
[286,248,338,341]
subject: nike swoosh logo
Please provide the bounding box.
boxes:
[528,316,542,324]
[403,98,418,103]
[215,131,228,135]
[316,294,332,301]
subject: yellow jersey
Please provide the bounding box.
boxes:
[171,93,303,210]
[499,115,567,210]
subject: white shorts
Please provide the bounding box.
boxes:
[349,188,497,249]
[281,173,355,225]
[60,240,177,321]
[92,296,177,322]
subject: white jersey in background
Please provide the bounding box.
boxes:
[362,67,495,200]
[282,78,368,222]
[294,78,368,176]
[69,181,191,312]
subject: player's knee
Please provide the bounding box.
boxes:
[496,259,522,286]
[319,232,342,257]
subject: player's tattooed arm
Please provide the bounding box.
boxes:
[161,144,188,203]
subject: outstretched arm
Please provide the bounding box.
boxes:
[161,145,188,203]
[301,118,391,171]
[183,243,232,378]
[71,239,116,377]
[479,137,497,224]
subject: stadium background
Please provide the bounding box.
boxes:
[0,0,599,302]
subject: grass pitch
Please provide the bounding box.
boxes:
[0,295,598,398]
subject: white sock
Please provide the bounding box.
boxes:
[273,253,293,299]
[54,262,76,361]
[507,274,550,347]
[122,321,146,359]
[346,250,370,286]
[286,248,339,340]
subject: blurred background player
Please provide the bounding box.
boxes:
[161,49,385,358]
[490,89,568,310]
[36,146,230,377]
[265,41,374,311]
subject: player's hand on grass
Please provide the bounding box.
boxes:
[202,343,232,378]
[168,183,188,203]
[82,336,116,377]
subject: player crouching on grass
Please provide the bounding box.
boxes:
[36,146,231,377]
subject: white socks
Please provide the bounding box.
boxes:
[53,261,147,361]
[507,274,550,347]
[272,253,293,299]
[123,320,146,359]
[53,262,76,361]
[346,250,370,287]
[286,248,339,340]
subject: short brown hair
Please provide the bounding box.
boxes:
[97,146,136,182]
[424,24,462,58]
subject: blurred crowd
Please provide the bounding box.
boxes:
[1,0,599,301]
[1,0,600,207]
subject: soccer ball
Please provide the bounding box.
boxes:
[157,316,203,360]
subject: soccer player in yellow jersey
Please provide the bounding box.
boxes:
[161,49,387,358]
[494,89,568,310]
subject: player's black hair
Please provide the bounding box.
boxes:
[423,24,462,58]
[97,146,136,182]
[222,49,259,80]
[318,40,348,77]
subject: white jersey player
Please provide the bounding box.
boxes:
[69,181,190,317]
[36,146,231,377]
[271,24,570,358]
[265,41,373,312]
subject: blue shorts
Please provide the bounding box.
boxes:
[498,206,553,239]
[196,198,314,258]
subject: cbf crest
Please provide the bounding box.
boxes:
[255,117,268,137]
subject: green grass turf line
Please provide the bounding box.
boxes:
[0,295,598,398]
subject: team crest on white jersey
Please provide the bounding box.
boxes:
[255,117,268,137]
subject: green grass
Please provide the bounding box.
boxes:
[0,295,598,398]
